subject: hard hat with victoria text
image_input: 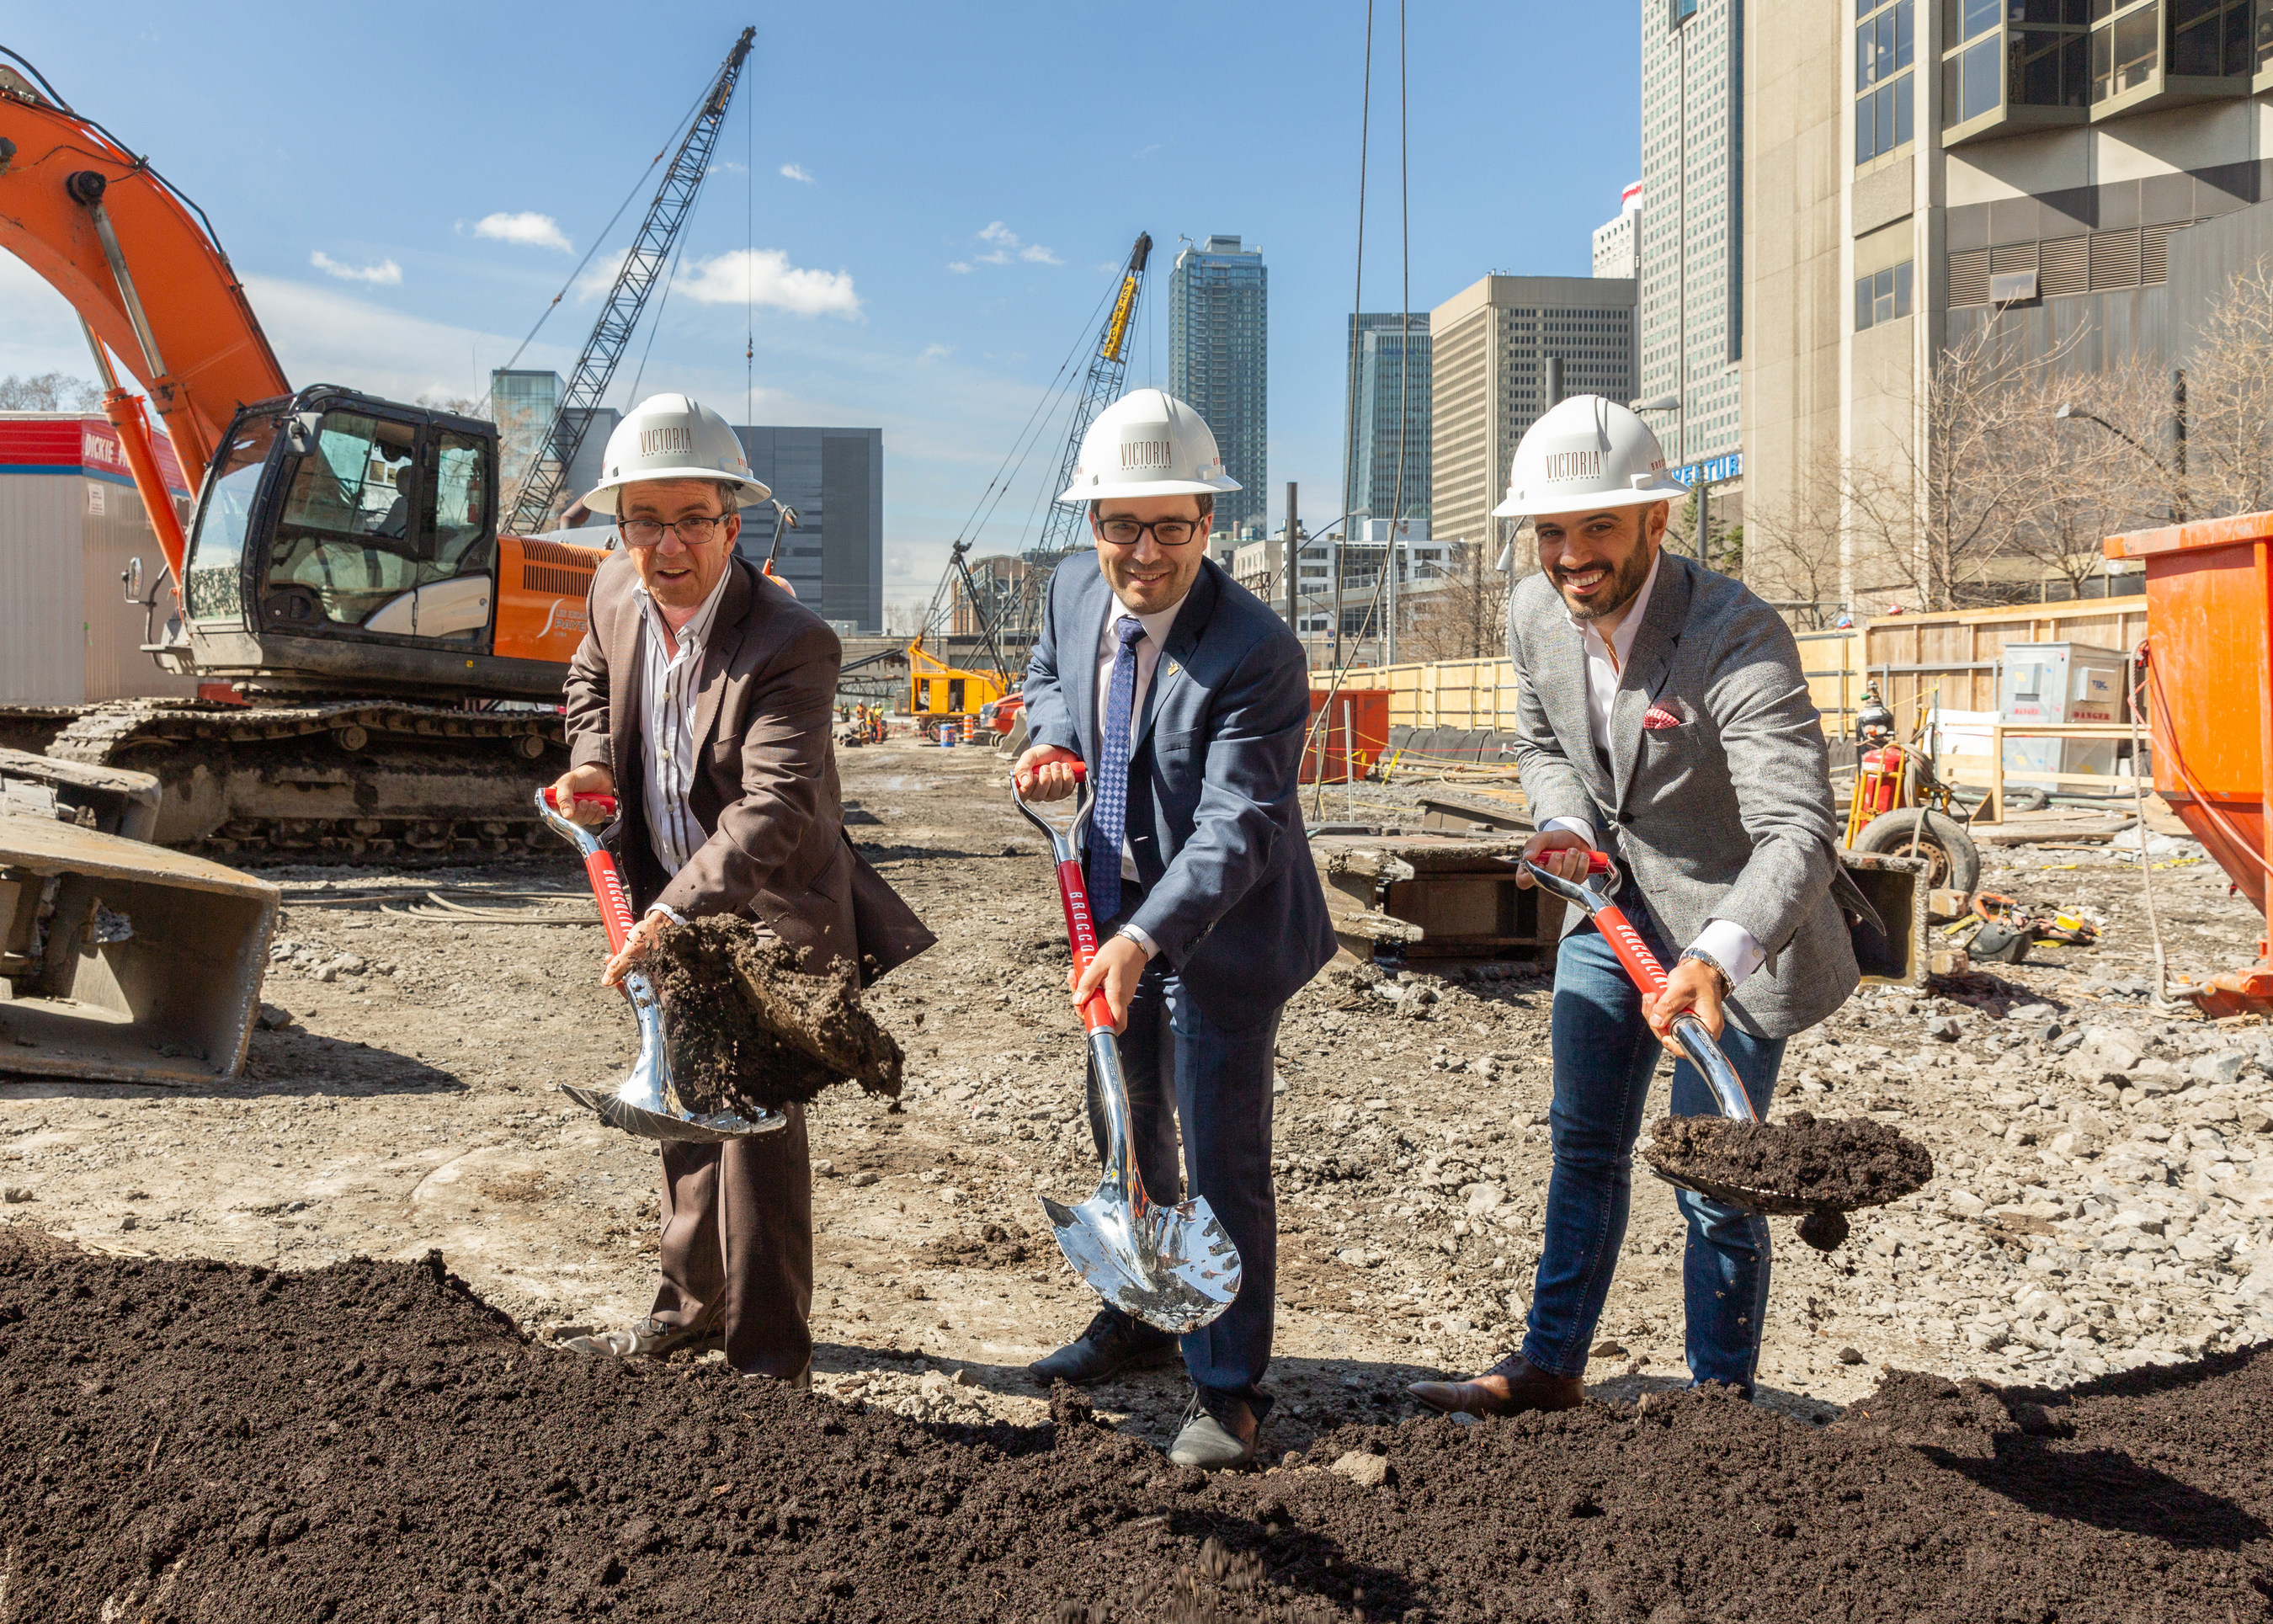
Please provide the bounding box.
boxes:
[1491,394,1688,519]
[1057,387,1242,504]
[581,393,772,516]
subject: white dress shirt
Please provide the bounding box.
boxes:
[1093,588,1189,957]
[1543,551,1765,989]
[633,562,735,908]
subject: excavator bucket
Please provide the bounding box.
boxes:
[0,753,277,1085]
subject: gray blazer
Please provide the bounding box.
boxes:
[1022,554,1337,1025]
[1506,551,1860,1039]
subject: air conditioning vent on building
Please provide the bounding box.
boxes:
[2038,234,2089,296]
[2141,221,2188,285]
[2089,228,2142,290]
[1948,248,1992,306]
[1991,269,2041,302]
[1990,242,2040,276]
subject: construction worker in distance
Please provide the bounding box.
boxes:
[547,393,933,1382]
[1410,396,1870,1417]
[1013,388,1337,1471]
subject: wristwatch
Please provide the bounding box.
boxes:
[1677,946,1733,997]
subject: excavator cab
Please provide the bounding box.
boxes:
[174,385,594,699]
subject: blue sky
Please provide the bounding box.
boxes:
[3,2,1640,613]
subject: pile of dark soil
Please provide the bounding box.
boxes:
[1645,1110,1934,1220]
[645,918,902,1116]
[5,1233,2270,1623]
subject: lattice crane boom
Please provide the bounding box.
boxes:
[1030,231,1152,562]
[507,26,756,531]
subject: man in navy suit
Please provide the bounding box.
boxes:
[1014,387,1336,1470]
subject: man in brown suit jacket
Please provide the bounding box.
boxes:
[548,394,929,1380]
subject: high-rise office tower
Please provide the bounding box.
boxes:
[489,369,560,493]
[1168,235,1268,530]
[1594,181,1645,278]
[1641,0,1743,468]
[1429,276,1637,554]
[731,426,885,632]
[1342,312,1432,531]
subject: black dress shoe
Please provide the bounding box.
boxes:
[1029,1307,1180,1384]
[1408,1353,1585,1417]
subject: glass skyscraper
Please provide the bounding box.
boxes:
[1342,312,1431,530]
[488,369,560,492]
[1168,236,1267,531]
[1640,0,1743,467]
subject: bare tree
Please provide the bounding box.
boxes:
[0,372,105,411]
[2180,258,2273,520]
[1397,539,1511,664]
[1743,434,1849,622]
[2005,359,2172,595]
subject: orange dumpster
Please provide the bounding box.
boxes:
[2105,513,2273,1016]
[1303,688,1390,785]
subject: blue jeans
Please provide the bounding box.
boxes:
[1084,944,1280,1420]
[1522,890,1786,1393]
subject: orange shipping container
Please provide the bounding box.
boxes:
[1303,688,1390,785]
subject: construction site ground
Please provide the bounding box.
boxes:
[3,732,2270,1457]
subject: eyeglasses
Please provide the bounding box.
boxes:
[617,514,728,548]
[1095,516,1201,548]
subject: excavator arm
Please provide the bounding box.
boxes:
[0,54,291,584]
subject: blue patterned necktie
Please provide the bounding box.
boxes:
[1089,614,1147,921]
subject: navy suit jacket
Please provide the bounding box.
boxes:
[1022,553,1337,1024]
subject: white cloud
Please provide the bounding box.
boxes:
[946,261,972,274]
[309,250,402,286]
[575,249,631,301]
[918,343,951,363]
[671,249,860,317]
[471,211,572,253]
[780,162,815,184]
[238,274,571,404]
[970,221,1061,268]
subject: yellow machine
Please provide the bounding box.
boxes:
[906,638,1010,720]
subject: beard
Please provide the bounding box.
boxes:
[1549,543,1653,623]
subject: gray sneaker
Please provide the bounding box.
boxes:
[1168,1394,1259,1470]
[558,1316,721,1360]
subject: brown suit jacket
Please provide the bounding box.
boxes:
[563,551,932,982]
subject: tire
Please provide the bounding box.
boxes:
[1853,808,1982,892]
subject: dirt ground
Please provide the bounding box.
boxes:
[3,733,2270,1460]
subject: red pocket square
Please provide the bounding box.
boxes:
[1642,703,1685,731]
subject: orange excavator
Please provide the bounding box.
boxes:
[0,42,741,855]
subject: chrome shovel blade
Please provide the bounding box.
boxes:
[1040,1181,1243,1336]
[557,965,785,1143]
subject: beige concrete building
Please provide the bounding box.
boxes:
[1428,275,1637,562]
[1743,0,2273,613]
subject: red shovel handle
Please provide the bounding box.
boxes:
[1593,902,1669,998]
[1054,855,1115,1036]
[544,788,636,955]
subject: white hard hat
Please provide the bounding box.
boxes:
[1491,394,1688,519]
[581,392,771,516]
[1057,387,1241,503]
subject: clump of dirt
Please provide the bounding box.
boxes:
[915,1222,1036,1270]
[3,1234,2270,1622]
[1795,1207,1851,1252]
[1645,1110,1934,1216]
[646,917,902,1116]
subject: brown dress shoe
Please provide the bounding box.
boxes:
[1408,1355,1584,1418]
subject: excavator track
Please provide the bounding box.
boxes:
[0,700,566,861]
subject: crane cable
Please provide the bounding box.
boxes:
[1307,0,1410,816]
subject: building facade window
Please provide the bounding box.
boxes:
[2091,0,2162,99]
[2169,0,2251,75]
[1855,261,1915,330]
[1857,0,1916,162]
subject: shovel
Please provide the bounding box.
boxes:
[1012,764,1241,1334]
[1516,849,1840,1216]
[535,787,785,1143]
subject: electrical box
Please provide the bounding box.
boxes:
[1996,642,2129,786]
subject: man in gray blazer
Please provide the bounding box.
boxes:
[1413,396,1862,1418]
[1014,388,1336,1469]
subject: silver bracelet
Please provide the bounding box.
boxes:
[1677,947,1732,996]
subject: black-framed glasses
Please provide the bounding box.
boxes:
[617,514,727,548]
[1095,515,1202,548]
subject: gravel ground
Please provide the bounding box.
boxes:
[3,732,2269,1458]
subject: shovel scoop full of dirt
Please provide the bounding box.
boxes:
[1643,1111,1933,1250]
[645,918,902,1117]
